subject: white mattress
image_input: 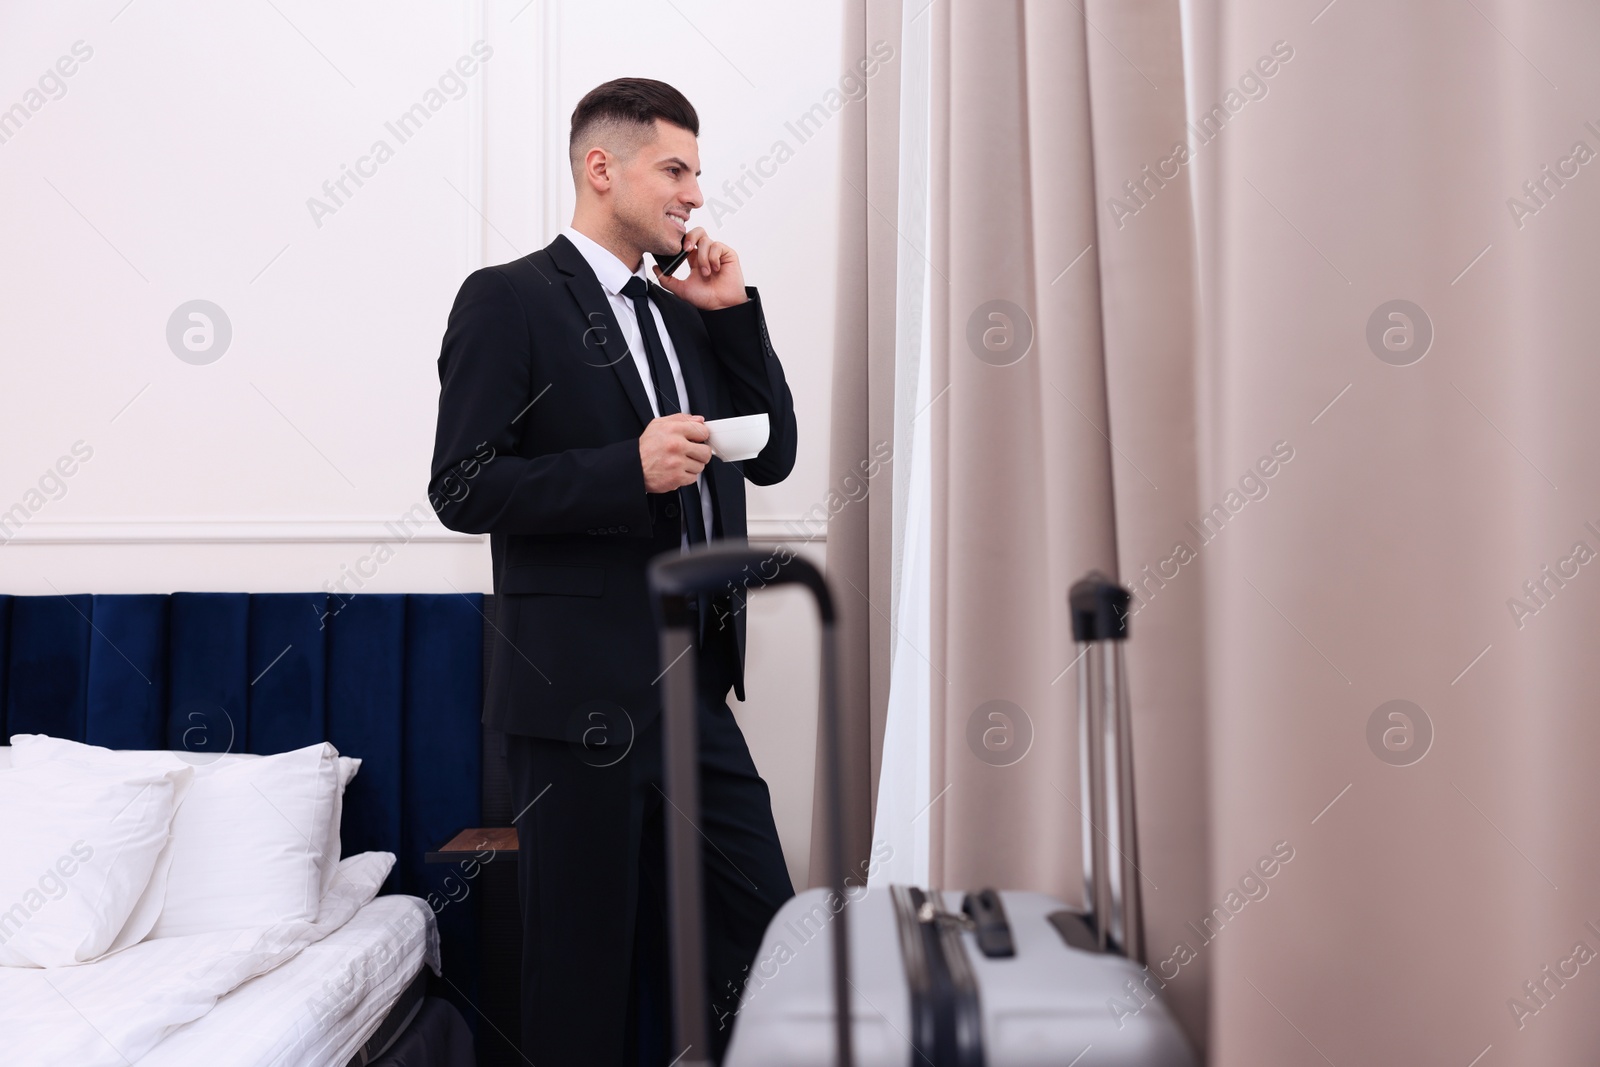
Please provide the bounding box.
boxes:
[136,895,441,1067]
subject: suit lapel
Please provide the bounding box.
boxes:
[549,235,654,431]
[546,234,722,453]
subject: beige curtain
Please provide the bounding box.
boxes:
[1188,1,1600,1062]
[923,0,1210,1048]
[1077,0,1212,1049]
[820,0,1211,1048]
[822,0,1600,1061]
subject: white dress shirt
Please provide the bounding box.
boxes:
[561,226,713,549]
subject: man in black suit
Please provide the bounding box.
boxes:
[428,78,798,1066]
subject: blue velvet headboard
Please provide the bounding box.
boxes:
[0,591,485,1010]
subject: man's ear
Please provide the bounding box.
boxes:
[584,146,612,194]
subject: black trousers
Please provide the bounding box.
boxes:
[505,636,795,1066]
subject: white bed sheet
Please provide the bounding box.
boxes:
[0,852,393,1066]
[136,894,441,1067]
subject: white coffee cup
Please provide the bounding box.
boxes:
[704,413,770,462]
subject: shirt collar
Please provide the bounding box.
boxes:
[561,226,650,298]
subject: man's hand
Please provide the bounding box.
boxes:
[652,227,748,310]
[640,413,711,493]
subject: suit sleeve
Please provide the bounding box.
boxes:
[697,286,798,486]
[429,267,654,536]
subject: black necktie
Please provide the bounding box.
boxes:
[621,275,708,547]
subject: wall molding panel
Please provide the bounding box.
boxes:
[2,517,823,546]
[1,519,481,546]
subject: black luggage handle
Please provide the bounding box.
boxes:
[650,545,854,1067]
[1069,571,1130,643]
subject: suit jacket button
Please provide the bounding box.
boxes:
[665,503,679,518]
[620,525,628,533]
[587,528,596,535]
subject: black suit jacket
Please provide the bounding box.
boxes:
[428,234,798,740]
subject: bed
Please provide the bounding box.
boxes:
[137,894,441,1066]
[0,592,491,1066]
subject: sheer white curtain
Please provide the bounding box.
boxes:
[868,0,933,888]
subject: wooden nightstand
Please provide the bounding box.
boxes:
[428,826,521,1066]
[425,826,518,864]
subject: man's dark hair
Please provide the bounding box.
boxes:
[569,78,699,176]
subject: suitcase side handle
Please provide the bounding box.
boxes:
[650,545,853,1067]
[960,887,1017,959]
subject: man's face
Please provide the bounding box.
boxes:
[610,118,703,259]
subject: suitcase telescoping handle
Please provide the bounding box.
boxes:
[1069,572,1145,964]
[650,545,854,1067]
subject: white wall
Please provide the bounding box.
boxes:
[0,0,845,888]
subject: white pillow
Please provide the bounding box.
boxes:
[152,743,344,936]
[198,751,362,889]
[0,746,11,770]
[143,748,361,894]
[324,850,397,908]
[0,760,192,967]
[10,738,345,937]
[7,737,360,899]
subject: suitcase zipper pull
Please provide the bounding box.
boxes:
[917,897,976,932]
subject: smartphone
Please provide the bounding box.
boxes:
[657,236,691,278]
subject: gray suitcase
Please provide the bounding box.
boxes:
[649,548,1197,1066]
